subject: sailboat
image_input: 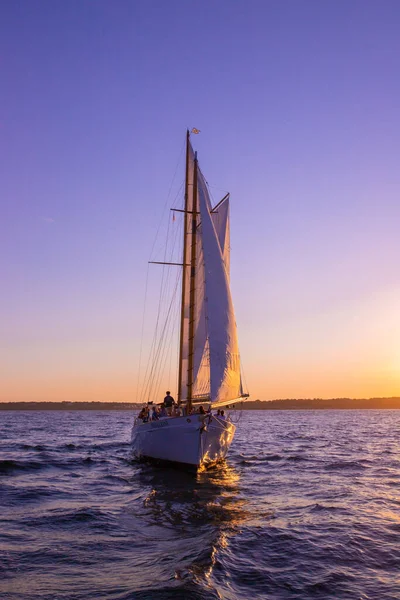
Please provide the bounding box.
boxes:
[131,130,249,468]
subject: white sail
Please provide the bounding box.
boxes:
[180,143,212,401]
[192,170,212,399]
[193,194,232,399]
[197,169,242,404]
[191,216,210,399]
[180,141,243,405]
[211,196,230,279]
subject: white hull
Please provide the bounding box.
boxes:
[131,414,236,468]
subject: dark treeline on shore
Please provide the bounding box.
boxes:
[0,402,140,411]
[2,398,400,410]
[245,398,400,410]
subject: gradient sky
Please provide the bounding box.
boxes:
[1,0,400,402]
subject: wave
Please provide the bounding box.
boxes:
[20,443,48,451]
[324,460,368,471]
[286,454,308,462]
[0,458,44,475]
[0,454,109,476]
[237,453,283,463]
[310,503,344,513]
[22,507,116,530]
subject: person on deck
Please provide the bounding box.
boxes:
[139,406,149,423]
[151,406,159,421]
[163,391,175,416]
[172,405,182,417]
[220,410,226,420]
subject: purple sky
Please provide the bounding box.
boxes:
[1,0,400,401]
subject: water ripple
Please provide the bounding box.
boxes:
[1,409,400,599]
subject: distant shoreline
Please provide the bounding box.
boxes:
[1,398,400,410]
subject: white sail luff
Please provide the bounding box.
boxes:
[191,178,211,399]
[197,170,242,404]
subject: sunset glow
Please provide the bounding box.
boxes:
[1,1,400,403]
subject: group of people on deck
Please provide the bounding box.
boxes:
[137,391,227,423]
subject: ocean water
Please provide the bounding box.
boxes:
[1,409,400,600]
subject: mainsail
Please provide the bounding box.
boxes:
[179,139,242,406]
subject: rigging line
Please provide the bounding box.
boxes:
[140,281,168,404]
[139,253,178,404]
[169,289,181,387]
[153,209,181,355]
[239,350,250,396]
[171,180,184,210]
[154,269,181,391]
[140,144,186,403]
[149,210,172,373]
[207,182,230,195]
[162,207,181,294]
[151,180,184,262]
[167,298,178,389]
[160,209,180,298]
[145,276,179,403]
[149,267,180,400]
[148,139,186,263]
[198,168,228,204]
[175,288,181,399]
[155,224,180,366]
[153,287,181,401]
[139,152,185,405]
[142,273,181,402]
[139,280,164,402]
[169,207,182,255]
[207,186,216,209]
[154,272,180,384]
[136,263,150,402]
[162,217,182,292]
[162,267,181,394]
[143,213,173,383]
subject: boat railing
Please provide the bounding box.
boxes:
[134,412,233,428]
[133,412,231,427]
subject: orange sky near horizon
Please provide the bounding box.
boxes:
[2,340,400,403]
[2,262,400,404]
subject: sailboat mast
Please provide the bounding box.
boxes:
[177,130,190,404]
[186,152,198,413]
